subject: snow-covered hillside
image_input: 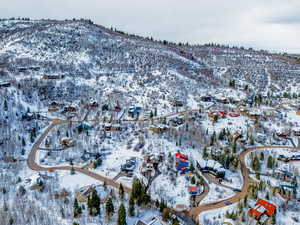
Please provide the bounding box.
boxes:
[1,18,300,225]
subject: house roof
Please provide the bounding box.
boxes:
[175,153,188,160]
[188,186,198,192]
[248,208,263,219]
[3,157,17,163]
[255,199,276,217]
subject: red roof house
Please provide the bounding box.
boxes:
[175,153,188,160]
[115,105,122,112]
[219,111,227,116]
[188,186,199,195]
[228,113,240,117]
[248,199,276,220]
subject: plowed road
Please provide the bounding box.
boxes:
[27,111,297,225]
[189,145,296,224]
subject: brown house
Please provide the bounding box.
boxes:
[48,102,60,112]
[63,106,77,113]
[3,157,17,163]
[60,138,75,148]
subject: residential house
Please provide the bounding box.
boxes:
[273,169,293,182]
[63,106,77,113]
[90,101,99,108]
[135,217,168,225]
[76,185,96,202]
[103,124,122,131]
[279,185,297,199]
[172,99,184,107]
[60,138,75,148]
[81,150,101,161]
[248,199,276,223]
[128,106,142,117]
[228,112,240,117]
[2,157,17,163]
[115,105,122,111]
[169,117,184,126]
[175,153,191,176]
[48,102,61,112]
[201,96,213,102]
[18,67,28,72]
[149,125,169,134]
[121,158,136,173]
[43,74,65,80]
[0,82,11,88]
[18,66,40,72]
[76,122,93,132]
[21,112,40,121]
[188,186,199,195]
[197,160,226,178]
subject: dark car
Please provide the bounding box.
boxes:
[224,201,232,205]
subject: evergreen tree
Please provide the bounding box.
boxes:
[251,154,261,172]
[241,212,246,222]
[131,178,142,199]
[22,137,26,147]
[119,183,124,200]
[265,191,270,200]
[219,129,226,140]
[87,189,100,216]
[128,195,135,216]
[139,192,151,206]
[117,203,127,225]
[292,176,298,187]
[150,111,153,118]
[159,199,166,212]
[155,199,160,208]
[271,215,276,224]
[213,114,219,123]
[232,143,237,153]
[267,155,274,169]
[172,218,180,225]
[210,131,216,146]
[191,176,196,185]
[260,152,264,161]
[189,162,195,172]
[105,197,114,219]
[4,99,8,111]
[73,198,82,218]
[162,208,169,221]
[93,158,102,169]
[249,135,254,145]
[203,147,208,159]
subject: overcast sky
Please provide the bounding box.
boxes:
[1,0,299,53]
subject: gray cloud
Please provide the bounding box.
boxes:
[265,11,300,25]
[0,0,299,53]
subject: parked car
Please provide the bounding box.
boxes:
[224,201,232,205]
[232,188,241,192]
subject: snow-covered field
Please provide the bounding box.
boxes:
[201,183,235,204]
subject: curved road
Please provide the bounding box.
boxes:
[190,145,297,224]
[27,120,132,192]
[28,110,200,191]
[28,110,297,225]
